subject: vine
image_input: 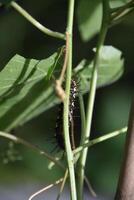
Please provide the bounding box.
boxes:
[0,0,133,199]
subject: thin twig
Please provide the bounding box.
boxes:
[56,170,68,200]
[110,7,134,27]
[111,0,134,15]
[10,1,65,40]
[28,178,63,200]
[48,46,65,81]
[84,176,97,198]
[73,127,127,155]
[59,32,70,83]
[89,127,127,147]
[54,32,70,101]
[0,131,64,170]
[110,0,134,26]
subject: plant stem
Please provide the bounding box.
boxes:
[59,33,69,84]
[63,0,77,200]
[111,7,134,27]
[76,1,110,199]
[79,94,86,140]
[75,94,86,171]
[110,0,134,26]
[10,1,65,40]
[54,33,70,102]
[0,131,64,170]
[111,0,134,14]
[73,127,127,155]
[89,127,127,147]
[56,170,68,200]
[84,175,97,197]
[29,178,63,200]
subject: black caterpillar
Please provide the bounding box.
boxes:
[55,79,77,150]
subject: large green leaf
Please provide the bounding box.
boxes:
[77,0,130,42]
[0,51,62,131]
[77,0,102,41]
[73,46,124,93]
[0,46,124,131]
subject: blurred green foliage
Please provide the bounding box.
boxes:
[0,0,134,197]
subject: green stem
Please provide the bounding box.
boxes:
[111,0,134,14]
[110,0,134,26]
[29,178,63,200]
[111,7,134,27]
[56,170,68,200]
[73,95,86,163]
[10,1,65,40]
[74,127,127,155]
[79,94,86,141]
[76,1,110,199]
[0,131,64,170]
[63,0,77,200]
[89,127,127,147]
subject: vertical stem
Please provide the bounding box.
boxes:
[63,0,77,200]
[115,98,134,200]
[56,170,68,200]
[76,1,110,199]
[79,94,86,139]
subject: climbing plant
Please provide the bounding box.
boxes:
[0,0,134,199]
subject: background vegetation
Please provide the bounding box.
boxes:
[0,0,134,198]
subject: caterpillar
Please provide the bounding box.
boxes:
[55,79,77,150]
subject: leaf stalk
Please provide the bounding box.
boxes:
[10,1,65,40]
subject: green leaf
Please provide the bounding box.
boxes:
[0,51,63,131]
[77,0,130,41]
[0,46,124,131]
[77,0,102,41]
[73,46,124,93]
